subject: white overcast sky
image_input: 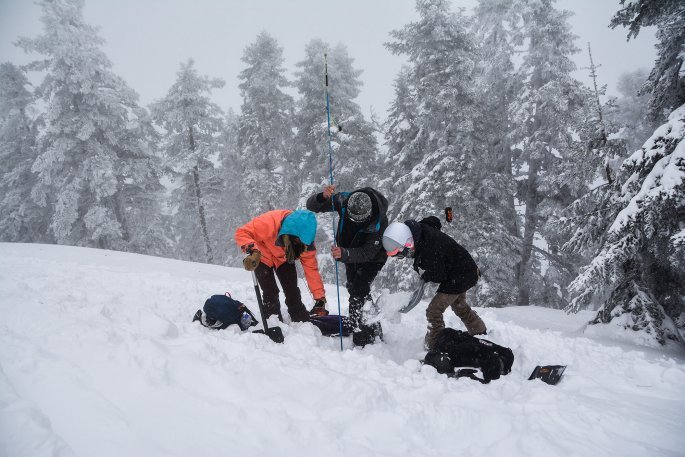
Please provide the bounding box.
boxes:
[0,0,657,117]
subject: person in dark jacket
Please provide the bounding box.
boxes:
[382,219,486,349]
[307,185,388,344]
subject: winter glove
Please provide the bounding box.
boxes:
[309,298,329,316]
[243,250,261,271]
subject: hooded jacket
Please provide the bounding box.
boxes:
[405,219,479,295]
[234,209,325,300]
[306,187,388,264]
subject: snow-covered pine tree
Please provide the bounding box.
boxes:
[568,105,685,344]
[293,39,380,283]
[610,0,685,123]
[0,62,48,243]
[609,68,654,153]
[467,0,523,306]
[554,46,629,266]
[382,66,420,179]
[294,39,379,197]
[117,106,171,258]
[238,32,296,214]
[215,109,248,266]
[509,0,587,306]
[17,0,167,252]
[150,59,226,264]
[380,0,482,293]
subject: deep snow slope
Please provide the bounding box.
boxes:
[1,243,683,457]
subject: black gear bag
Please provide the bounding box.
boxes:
[423,328,514,383]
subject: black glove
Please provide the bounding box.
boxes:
[309,299,329,316]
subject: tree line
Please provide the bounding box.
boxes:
[1,0,683,344]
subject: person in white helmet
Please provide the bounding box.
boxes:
[383,218,486,350]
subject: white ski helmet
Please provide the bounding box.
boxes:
[382,222,414,257]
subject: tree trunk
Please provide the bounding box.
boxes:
[188,126,214,263]
[516,159,540,306]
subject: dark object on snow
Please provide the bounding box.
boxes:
[445,207,453,223]
[193,293,258,330]
[352,321,384,347]
[251,271,285,343]
[310,314,353,336]
[422,328,514,383]
[309,315,382,347]
[528,365,566,385]
[398,280,426,314]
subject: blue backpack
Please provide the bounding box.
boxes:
[192,293,257,331]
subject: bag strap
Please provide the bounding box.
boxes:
[449,368,489,384]
[192,309,225,329]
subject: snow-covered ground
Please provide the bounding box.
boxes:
[1,243,683,457]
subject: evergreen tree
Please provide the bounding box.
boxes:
[293,39,380,283]
[610,0,685,122]
[468,0,523,306]
[509,0,587,306]
[17,0,167,252]
[568,105,685,344]
[548,49,628,270]
[150,59,225,264]
[382,66,420,177]
[294,40,379,198]
[216,109,248,265]
[381,0,482,293]
[118,107,171,257]
[610,68,653,153]
[238,32,296,213]
[0,62,47,242]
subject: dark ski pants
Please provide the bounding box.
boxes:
[425,292,486,349]
[254,262,310,323]
[344,261,385,329]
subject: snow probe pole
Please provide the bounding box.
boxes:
[325,53,344,351]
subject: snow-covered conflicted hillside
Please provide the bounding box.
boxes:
[0,243,683,457]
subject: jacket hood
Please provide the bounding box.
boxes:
[278,210,317,245]
[404,219,423,245]
[357,187,388,219]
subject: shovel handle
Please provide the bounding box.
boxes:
[251,271,270,332]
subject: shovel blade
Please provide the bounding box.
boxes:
[253,326,285,344]
[399,281,426,314]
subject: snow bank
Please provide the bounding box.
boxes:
[1,243,683,457]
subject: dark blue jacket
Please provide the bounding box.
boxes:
[306,187,388,264]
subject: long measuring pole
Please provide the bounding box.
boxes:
[324,53,344,351]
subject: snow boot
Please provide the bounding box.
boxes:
[352,322,383,347]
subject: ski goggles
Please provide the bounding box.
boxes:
[385,241,414,258]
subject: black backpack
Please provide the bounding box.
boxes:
[423,328,514,383]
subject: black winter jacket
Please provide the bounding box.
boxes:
[406,219,479,295]
[306,187,388,264]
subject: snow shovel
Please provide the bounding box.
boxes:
[398,280,426,314]
[528,365,566,385]
[251,271,284,343]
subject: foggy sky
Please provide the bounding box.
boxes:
[0,0,657,117]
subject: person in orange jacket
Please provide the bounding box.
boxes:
[235,209,326,322]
